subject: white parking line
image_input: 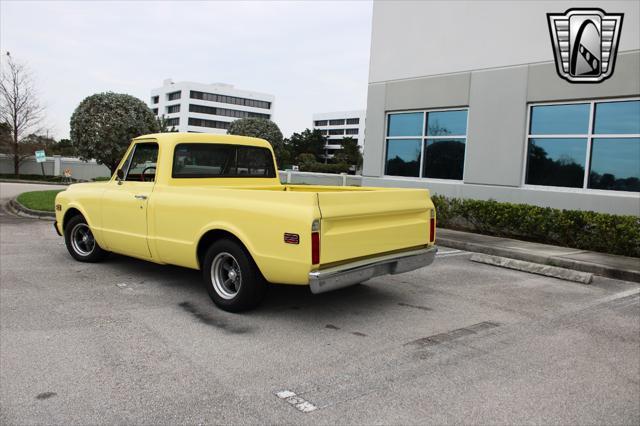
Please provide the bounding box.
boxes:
[275,390,318,413]
[436,249,469,258]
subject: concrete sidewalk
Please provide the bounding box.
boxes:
[437,228,640,283]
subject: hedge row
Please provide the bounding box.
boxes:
[431,195,640,258]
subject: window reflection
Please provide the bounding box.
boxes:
[423,139,465,179]
[594,101,640,135]
[387,113,423,137]
[426,110,467,136]
[526,138,587,188]
[385,139,421,177]
[589,138,640,192]
[530,104,590,135]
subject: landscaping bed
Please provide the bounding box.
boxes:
[432,195,640,258]
[16,190,63,212]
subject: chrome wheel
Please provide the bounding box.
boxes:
[70,223,95,256]
[211,252,242,300]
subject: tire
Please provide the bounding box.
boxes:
[64,215,108,262]
[202,239,267,312]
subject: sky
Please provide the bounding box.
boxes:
[0,0,373,140]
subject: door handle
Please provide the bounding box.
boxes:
[134,195,148,200]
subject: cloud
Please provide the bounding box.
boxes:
[1,0,373,139]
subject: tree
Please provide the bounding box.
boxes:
[70,92,158,174]
[156,114,177,133]
[0,53,45,175]
[334,137,362,167]
[286,128,326,162]
[50,138,75,156]
[227,118,288,167]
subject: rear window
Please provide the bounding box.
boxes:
[172,143,276,178]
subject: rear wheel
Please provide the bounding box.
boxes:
[202,239,266,312]
[64,215,108,262]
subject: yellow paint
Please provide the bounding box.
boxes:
[55,133,436,285]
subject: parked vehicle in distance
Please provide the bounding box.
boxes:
[54,133,437,311]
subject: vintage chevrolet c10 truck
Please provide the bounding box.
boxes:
[54,133,437,311]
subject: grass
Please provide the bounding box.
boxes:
[0,173,78,183]
[16,190,63,212]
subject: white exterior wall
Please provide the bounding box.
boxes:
[370,0,640,83]
[364,1,640,215]
[312,110,366,155]
[149,79,275,134]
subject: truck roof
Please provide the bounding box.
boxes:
[133,132,273,149]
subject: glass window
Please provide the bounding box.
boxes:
[526,99,639,192]
[589,138,640,192]
[387,113,423,137]
[530,104,590,135]
[426,110,467,136]
[167,104,180,114]
[594,100,640,134]
[172,143,275,178]
[167,91,181,101]
[125,143,159,182]
[329,119,345,126]
[385,139,421,177]
[315,120,327,126]
[346,118,360,125]
[423,139,466,179]
[526,138,587,188]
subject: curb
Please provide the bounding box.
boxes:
[0,179,72,186]
[438,236,640,284]
[470,253,593,284]
[7,198,55,219]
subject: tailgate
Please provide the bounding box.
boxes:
[317,189,434,265]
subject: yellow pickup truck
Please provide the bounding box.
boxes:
[54,133,437,311]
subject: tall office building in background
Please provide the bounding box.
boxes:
[149,79,275,134]
[312,110,365,158]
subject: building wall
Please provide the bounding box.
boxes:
[312,110,366,156]
[149,79,275,134]
[364,1,640,215]
[369,0,640,83]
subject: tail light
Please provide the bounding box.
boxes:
[429,209,436,243]
[311,219,320,264]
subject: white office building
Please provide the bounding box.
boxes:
[363,1,639,215]
[149,79,275,134]
[312,110,366,157]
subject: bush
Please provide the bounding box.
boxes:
[298,160,350,174]
[432,195,640,258]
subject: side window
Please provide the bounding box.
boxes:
[125,143,159,182]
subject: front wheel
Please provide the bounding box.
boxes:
[202,239,266,312]
[64,215,108,262]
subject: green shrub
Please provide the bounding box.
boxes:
[92,176,111,181]
[431,195,640,257]
[299,161,351,174]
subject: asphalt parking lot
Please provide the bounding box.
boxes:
[1,203,639,424]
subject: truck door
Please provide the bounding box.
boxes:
[102,142,158,259]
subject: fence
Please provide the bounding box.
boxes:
[0,154,112,181]
[279,170,362,186]
[1,154,364,186]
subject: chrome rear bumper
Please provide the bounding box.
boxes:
[308,247,437,294]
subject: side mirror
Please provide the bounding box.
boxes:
[116,169,124,184]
